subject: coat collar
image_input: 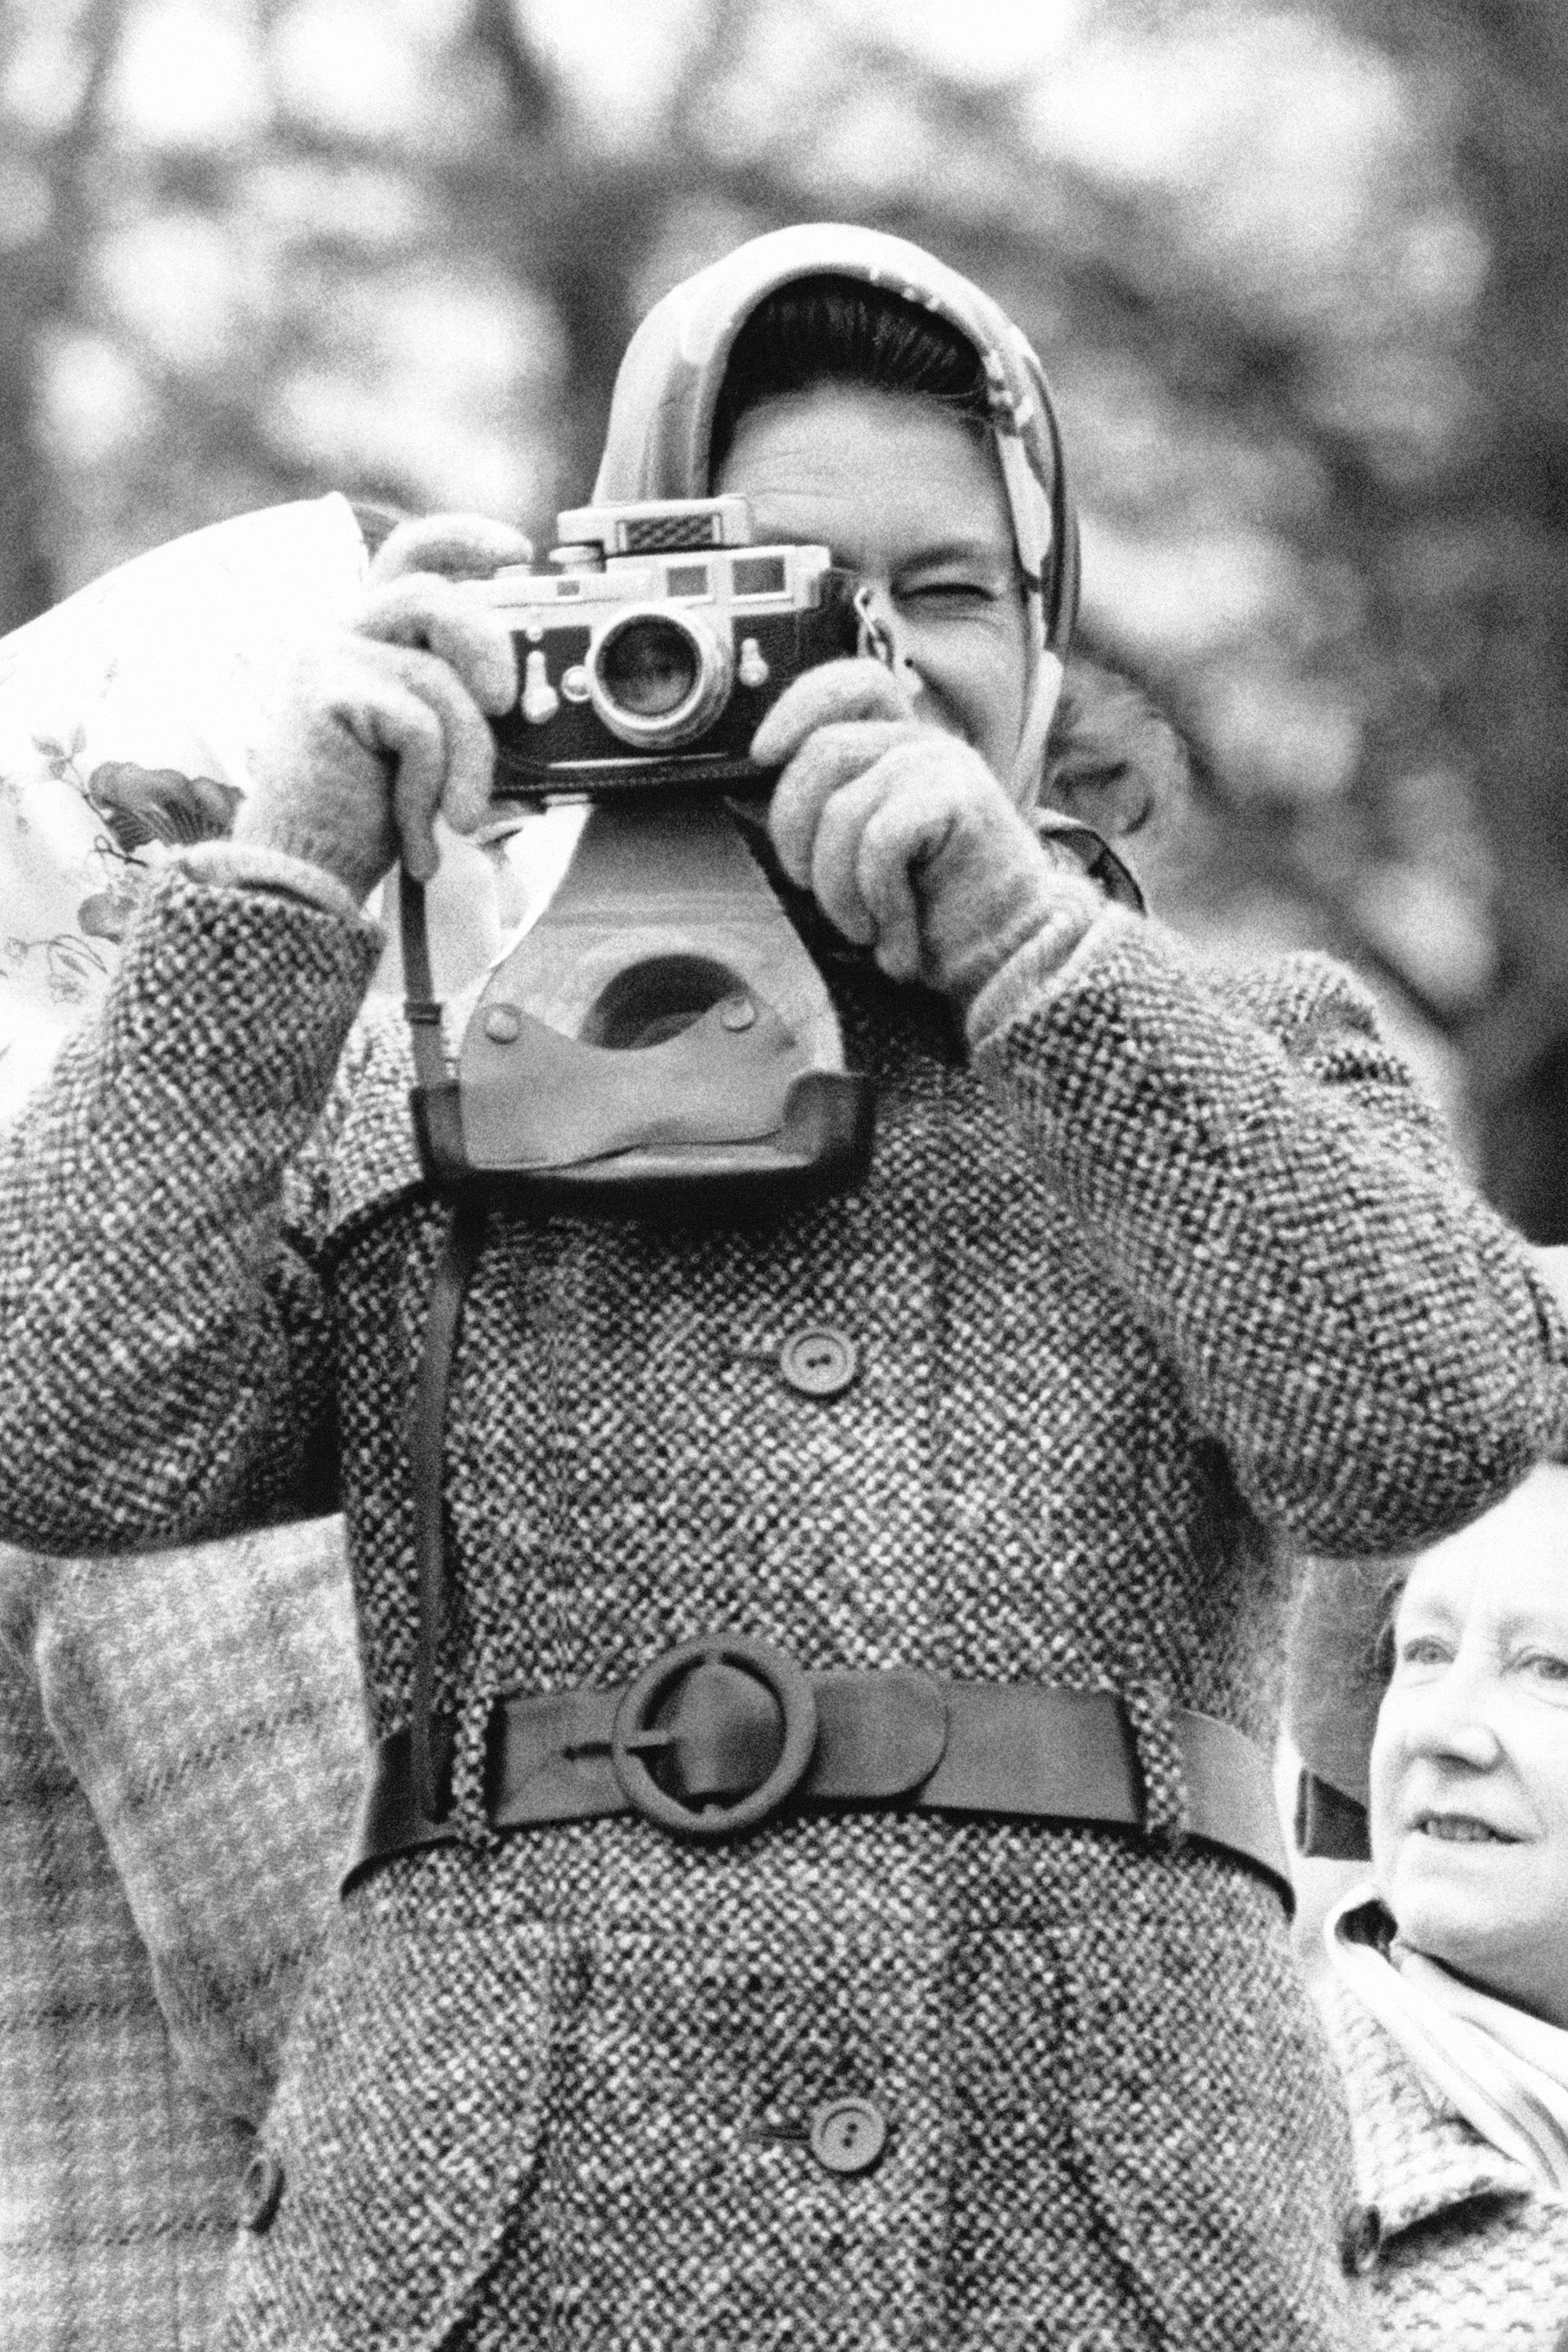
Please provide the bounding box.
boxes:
[321,1001,426,1247]
[1319,1970,1537,2241]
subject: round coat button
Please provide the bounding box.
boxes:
[238,2147,285,2233]
[484,1004,522,1045]
[808,2096,887,2176]
[779,1328,859,1399]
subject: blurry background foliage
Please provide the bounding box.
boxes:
[3,0,1567,1232]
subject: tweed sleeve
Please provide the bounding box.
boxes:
[0,873,383,1554]
[971,910,1568,1554]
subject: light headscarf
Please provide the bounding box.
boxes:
[592,223,1078,813]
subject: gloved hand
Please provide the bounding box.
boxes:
[234,516,530,902]
[753,658,1104,1014]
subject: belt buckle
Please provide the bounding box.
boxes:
[611,1633,818,1841]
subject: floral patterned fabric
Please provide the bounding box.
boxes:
[0,495,367,1121]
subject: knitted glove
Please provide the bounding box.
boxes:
[234,516,529,901]
[754,657,1104,1012]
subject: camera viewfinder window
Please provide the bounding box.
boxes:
[731,557,787,597]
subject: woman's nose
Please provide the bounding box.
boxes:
[852,583,923,710]
[1402,1667,1505,1770]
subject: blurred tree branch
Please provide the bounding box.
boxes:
[0,0,129,633]
[1313,0,1568,1232]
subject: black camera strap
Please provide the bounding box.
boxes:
[408,1189,486,1823]
[397,864,449,1098]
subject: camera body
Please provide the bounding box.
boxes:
[472,496,862,798]
[404,494,880,1214]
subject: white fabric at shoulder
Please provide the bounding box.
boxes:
[0,495,368,1121]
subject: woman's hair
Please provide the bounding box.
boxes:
[1371,1561,1416,1685]
[709,275,991,479]
[1041,658,1189,843]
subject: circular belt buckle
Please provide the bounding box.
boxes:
[611,1633,818,1842]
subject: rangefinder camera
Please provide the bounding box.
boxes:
[471,495,862,799]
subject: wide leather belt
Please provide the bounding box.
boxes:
[348,1634,1291,1906]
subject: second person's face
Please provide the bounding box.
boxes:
[714,382,1033,792]
[1370,1465,1568,2024]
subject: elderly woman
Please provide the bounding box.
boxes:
[1309,1463,1568,2344]
[0,220,1563,2351]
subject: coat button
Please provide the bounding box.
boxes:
[1340,2202,1381,2276]
[779,1328,859,1398]
[808,2096,887,2176]
[238,2147,285,2233]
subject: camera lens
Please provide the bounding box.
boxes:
[586,605,731,746]
[598,617,699,720]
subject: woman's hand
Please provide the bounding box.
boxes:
[753,657,1098,1010]
[235,516,529,902]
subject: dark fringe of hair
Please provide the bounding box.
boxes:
[710,277,990,481]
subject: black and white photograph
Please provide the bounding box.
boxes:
[2,4,1567,2347]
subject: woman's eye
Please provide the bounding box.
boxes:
[902,579,992,608]
[1521,1650,1568,1685]
[1392,1634,1452,1675]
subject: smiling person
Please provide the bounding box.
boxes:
[1318,1463,1568,2343]
[1,223,1565,2352]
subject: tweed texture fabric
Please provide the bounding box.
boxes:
[24,1517,370,2122]
[1319,1969,1568,2347]
[1,873,1564,2349]
[0,1520,370,2349]
[1,1556,249,2352]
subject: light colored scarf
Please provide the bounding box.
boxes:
[1327,1884,1568,2193]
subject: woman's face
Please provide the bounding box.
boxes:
[1370,1465,1568,2024]
[714,383,1033,789]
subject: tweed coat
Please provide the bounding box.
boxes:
[1,846,1563,2352]
[1319,1969,1568,2347]
[0,1519,368,2352]
[0,1556,251,2352]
